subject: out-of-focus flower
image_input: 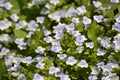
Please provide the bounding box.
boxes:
[50,0,60,5]
[10,14,19,22]
[33,73,44,80]
[36,16,45,24]
[85,42,94,49]
[110,0,119,3]
[3,2,13,10]
[93,1,102,8]
[0,19,12,31]
[76,6,86,15]
[22,56,32,64]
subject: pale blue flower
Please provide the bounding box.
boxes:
[36,62,45,69]
[76,46,84,53]
[112,23,120,32]
[93,15,103,23]
[97,48,106,56]
[15,21,27,29]
[10,14,19,22]
[110,0,119,3]
[88,76,98,80]
[26,20,39,31]
[85,42,94,49]
[36,16,45,24]
[66,56,77,66]
[26,32,34,38]
[68,7,77,17]
[0,19,12,31]
[22,56,32,64]
[33,73,44,80]
[49,66,60,74]
[43,36,54,43]
[77,60,88,68]
[57,54,67,60]
[93,1,102,8]
[50,0,60,5]
[18,73,25,80]
[98,36,111,49]
[82,16,92,26]
[60,74,71,80]
[76,6,86,15]
[3,2,13,10]
[51,45,62,52]
[35,46,45,54]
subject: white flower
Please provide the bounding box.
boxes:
[26,20,39,31]
[60,74,71,80]
[22,56,32,64]
[85,42,94,49]
[43,29,51,36]
[50,0,60,5]
[18,73,25,80]
[82,16,92,25]
[35,46,45,54]
[93,1,102,8]
[116,15,120,23]
[93,15,103,23]
[33,73,44,80]
[49,66,60,74]
[36,17,45,24]
[26,32,34,38]
[0,34,13,43]
[76,6,86,15]
[0,19,12,31]
[97,48,106,56]
[57,54,67,60]
[77,60,88,68]
[110,0,119,3]
[10,14,19,22]
[72,17,80,24]
[88,76,98,80]
[36,62,45,69]
[51,45,62,53]
[3,2,13,10]
[66,56,77,66]
[44,36,54,43]
[15,21,27,29]
[76,46,84,53]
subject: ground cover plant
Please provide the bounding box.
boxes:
[0,0,120,80]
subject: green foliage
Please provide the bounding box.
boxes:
[0,59,6,80]
[14,29,27,38]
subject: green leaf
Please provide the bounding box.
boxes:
[43,59,52,70]
[0,59,6,80]
[14,29,27,38]
[9,0,20,14]
[77,0,91,6]
[87,21,103,47]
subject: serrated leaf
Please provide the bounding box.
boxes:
[14,29,27,38]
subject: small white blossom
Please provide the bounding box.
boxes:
[49,66,60,74]
[10,14,19,22]
[93,15,103,23]
[93,1,102,8]
[3,2,13,10]
[66,56,77,66]
[110,0,119,3]
[35,46,45,54]
[36,17,45,24]
[77,60,88,68]
[33,73,44,80]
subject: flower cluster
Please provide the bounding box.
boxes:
[0,0,120,80]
